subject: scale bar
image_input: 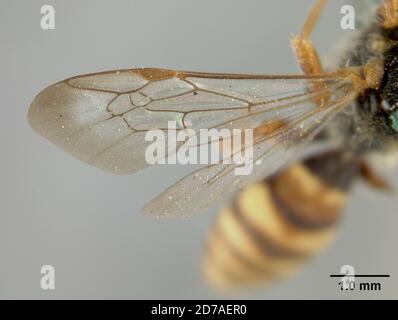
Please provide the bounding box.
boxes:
[329,275,390,278]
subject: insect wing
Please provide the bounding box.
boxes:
[28,68,356,217]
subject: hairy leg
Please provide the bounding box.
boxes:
[291,0,328,104]
[378,0,398,29]
[291,0,327,76]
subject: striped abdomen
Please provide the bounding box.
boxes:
[202,151,360,291]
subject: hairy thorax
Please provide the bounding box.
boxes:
[323,20,398,159]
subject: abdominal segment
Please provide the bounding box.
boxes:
[202,151,360,290]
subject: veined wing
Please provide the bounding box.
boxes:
[144,86,358,218]
[28,68,351,176]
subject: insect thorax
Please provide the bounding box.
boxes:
[328,22,398,155]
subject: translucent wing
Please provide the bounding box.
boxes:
[28,68,357,217]
[29,68,348,173]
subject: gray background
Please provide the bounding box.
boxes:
[1,0,397,299]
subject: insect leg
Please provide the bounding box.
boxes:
[291,0,327,76]
[359,161,394,192]
[378,0,398,29]
[291,0,329,105]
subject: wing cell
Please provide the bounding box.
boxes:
[28,68,357,216]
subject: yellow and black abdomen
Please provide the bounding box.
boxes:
[202,151,360,291]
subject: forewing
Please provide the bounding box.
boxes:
[28,68,348,175]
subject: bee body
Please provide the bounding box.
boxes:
[203,151,361,289]
[330,14,398,154]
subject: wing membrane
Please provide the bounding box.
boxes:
[28,68,357,216]
[29,68,348,173]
